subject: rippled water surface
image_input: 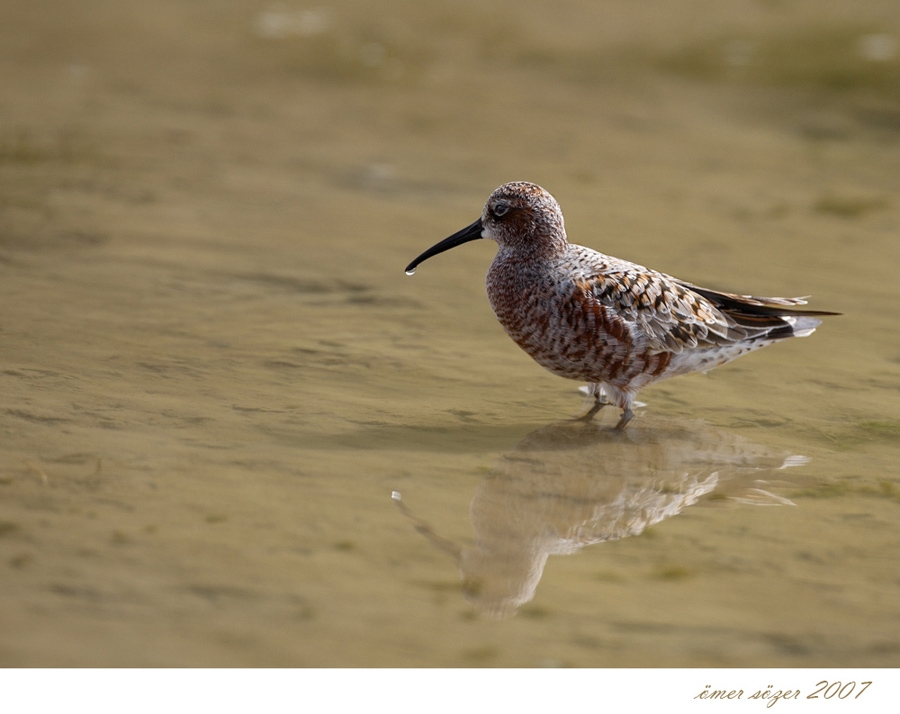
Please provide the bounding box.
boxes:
[1,1,899,666]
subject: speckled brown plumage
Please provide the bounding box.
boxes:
[406,182,837,427]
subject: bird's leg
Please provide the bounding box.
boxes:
[575,385,609,422]
[587,384,635,429]
[614,407,634,430]
[577,398,607,422]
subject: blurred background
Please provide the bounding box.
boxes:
[1,1,899,666]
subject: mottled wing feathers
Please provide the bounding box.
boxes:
[569,247,834,354]
[575,271,736,352]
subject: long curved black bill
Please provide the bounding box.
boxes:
[405,218,484,274]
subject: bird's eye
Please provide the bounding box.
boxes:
[492,202,509,218]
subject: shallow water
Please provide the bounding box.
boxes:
[1,0,899,666]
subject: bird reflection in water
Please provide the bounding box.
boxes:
[393,416,808,619]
